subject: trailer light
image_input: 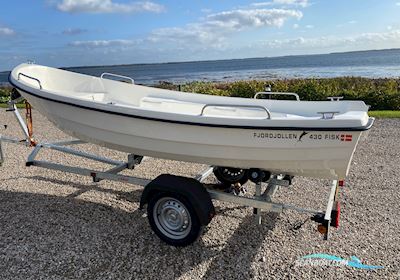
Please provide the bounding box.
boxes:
[330,201,340,228]
[317,224,327,235]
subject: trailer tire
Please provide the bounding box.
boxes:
[213,166,249,186]
[147,192,203,247]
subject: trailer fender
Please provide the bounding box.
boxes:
[140,174,215,225]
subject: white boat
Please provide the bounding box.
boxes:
[9,63,374,180]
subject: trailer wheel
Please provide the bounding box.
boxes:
[213,167,249,186]
[147,192,203,247]
[248,168,271,183]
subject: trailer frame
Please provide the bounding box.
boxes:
[0,97,341,245]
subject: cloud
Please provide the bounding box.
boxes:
[67,7,303,58]
[56,0,165,14]
[305,24,314,29]
[251,0,309,8]
[0,27,15,36]
[260,30,400,50]
[150,27,219,45]
[273,0,309,7]
[150,8,302,45]
[69,39,138,47]
[68,7,302,59]
[62,28,88,35]
[206,9,302,30]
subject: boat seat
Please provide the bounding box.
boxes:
[140,96,288,119]
[140,97,204,115]
[71,78,109,102]
[74,78,107,93]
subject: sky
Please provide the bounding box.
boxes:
[0,0,400,70]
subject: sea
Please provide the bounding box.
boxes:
[2,49,400,86]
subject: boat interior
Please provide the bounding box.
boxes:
[13,64,370,123]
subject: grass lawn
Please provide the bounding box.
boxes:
[0,103,25,109]
[369,111,400,118]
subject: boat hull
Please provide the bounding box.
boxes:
[19,89,362,179]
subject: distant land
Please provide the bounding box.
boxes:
[61,48,400,70]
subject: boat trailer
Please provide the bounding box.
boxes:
[0,96,341,246]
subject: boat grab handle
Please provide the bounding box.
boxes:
[18,73,42,89]
[327,96,344,101]
[318,111,340,119]
[200,104,271,119]
[101,73,134,84]
[254,92,300,101]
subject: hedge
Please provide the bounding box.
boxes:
[157,77,400,110]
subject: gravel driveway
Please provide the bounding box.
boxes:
[0,110,399,279]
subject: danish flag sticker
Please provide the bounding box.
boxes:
[340,134,352,142]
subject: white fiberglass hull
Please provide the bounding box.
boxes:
[18,90,362,179]
[9,63,374,180]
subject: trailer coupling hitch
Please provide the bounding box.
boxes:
[311,211,340,228]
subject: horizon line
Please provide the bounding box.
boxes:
[1,47,399,73]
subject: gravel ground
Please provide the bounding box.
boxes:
[0,110,399,280]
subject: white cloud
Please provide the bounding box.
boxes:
[259,30,400,50]
[396,2,400,6]
[62,28,88,35]
[250,2,271,7]
[149,8,302,45]
[70,39,138,47]
[150,26,219,45]
[68,7,303,57]
[293,23,299,29]
[57,0,165,14]
[69,8,302,56]
[206,9,302,30]
[251,0,309,8]
[273,0,308,7]
[0,27,15,36]
[305,24,314,29]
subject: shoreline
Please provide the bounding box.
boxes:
[2,72,400,87]
[2,48,400,85]
[2,75,400,86]
[2,47,400,73]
